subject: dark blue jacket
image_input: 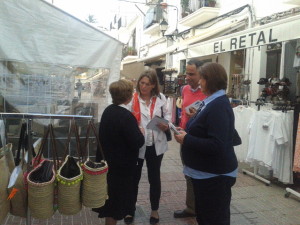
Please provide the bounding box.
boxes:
[182,95,238,174]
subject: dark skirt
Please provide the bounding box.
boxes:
[93,168,135,220]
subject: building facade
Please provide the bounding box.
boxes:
[116,0,300,102]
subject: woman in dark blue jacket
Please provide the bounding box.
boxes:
[174,63,238,225]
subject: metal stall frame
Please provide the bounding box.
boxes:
[0,113,93,225]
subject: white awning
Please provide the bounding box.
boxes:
[0,0,123,71]
[188,14,300,58]
[137,46,177,63]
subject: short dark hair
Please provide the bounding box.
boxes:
[136,69,160,96]
[109,79,134,105]
[198,63,227,94]
[187,59,204,69]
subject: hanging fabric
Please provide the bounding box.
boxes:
[293,114,300,172]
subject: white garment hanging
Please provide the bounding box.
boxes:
[233,106,256,162]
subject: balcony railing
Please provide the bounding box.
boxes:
[181,0,217,18]
[122,47,137,58]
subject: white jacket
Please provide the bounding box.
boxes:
[129,93,171,159]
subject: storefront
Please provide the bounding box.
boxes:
[188,14,300,102]
[186,13,300,187]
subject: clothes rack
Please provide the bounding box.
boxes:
[240,102,271,186]
[0,113,93,225]
[285,187,300,199]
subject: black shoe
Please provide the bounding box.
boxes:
[150,216,159,224]
[124,215,134,224]
[173,209,196,218]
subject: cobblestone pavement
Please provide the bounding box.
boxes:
[3,140,300,225]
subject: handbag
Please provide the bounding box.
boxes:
[0,145,10,224]
[8,123,28,218]
[233,128,242,146]
[27,124,58,219]
[56,121,83,215]
[159,94,172,141]
[160,106,172,141]
[81,120,108,208]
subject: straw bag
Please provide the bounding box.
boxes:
[8,123,28,218]
[27,124,58,219]
[81,121,108,208]
[0,146,10,224]
[57,121,83,215]
[0,142,15,173]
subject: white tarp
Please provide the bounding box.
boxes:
[0,0,123,121]
[0,0,122,70]
[188,14,300,58]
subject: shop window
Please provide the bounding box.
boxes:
[266,43,282,79]
[229,50,246,99]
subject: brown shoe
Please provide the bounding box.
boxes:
[173,209,196,218]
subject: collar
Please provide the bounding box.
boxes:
[119,104,129,110]
[190,86,200,92]
[203,89,226,106]
[138,94,156,104]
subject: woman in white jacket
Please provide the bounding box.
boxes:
[125,69,171,225]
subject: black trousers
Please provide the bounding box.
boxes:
[128,145,164,215]
[191,175,236,225]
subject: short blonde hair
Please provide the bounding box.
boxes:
[109,79,133,105]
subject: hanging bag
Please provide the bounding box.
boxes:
[81,120,108,208]
[8,123,28,218]
[56,121,83,215]
[27,124,58,219]
[159,94,172,141]
[0,145,11,224]
[0,142,15,173]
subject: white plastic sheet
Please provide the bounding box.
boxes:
[0,0,123,121]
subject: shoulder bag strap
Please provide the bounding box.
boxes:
[83,120,105,162]
[62,120,82,162]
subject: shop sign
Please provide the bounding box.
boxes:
[213,28,277,53]
[188,15,300,57]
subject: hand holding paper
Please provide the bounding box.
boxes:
[146,116,169,132]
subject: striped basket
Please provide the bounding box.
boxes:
[57,155,83,215]
[27,160,56,219]
[81,160,108,208]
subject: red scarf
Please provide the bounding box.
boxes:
[132,92,156,123]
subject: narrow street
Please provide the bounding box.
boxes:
[4,139,300,225]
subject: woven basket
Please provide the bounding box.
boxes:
[9,123,28,218]
[27,160,56,219]
[0,143,15,173]
[82,160,108,208]
[57,155,83,215]
[0,153,10,224]
[9,166,27,218]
